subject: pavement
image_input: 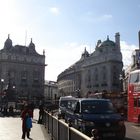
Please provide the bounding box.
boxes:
[0,109,51,140]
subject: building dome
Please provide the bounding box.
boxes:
[99,36,115,47]
[4,34,13,49]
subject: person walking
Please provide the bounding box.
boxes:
[38,104,44,124]
[21,105,33,140]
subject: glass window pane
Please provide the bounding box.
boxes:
[134,98,137,107]
[138,98,140,107]
[130,73,139,83]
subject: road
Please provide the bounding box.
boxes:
[125,121,140,140]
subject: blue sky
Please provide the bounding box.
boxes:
[0,0,140,81]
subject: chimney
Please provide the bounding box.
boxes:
[138,31,140,50]
[115,32,120,51]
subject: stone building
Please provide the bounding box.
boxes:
[44,80,58,102]
[57,33,123,97]
[0,35,46,104]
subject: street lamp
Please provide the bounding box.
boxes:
[0,79,4,103]
[119,74,123,92]
[1,79,4,93]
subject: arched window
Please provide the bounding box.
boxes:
[95,68,98,81]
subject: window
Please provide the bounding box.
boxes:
[138,98,140,107]
[112,66,118,86]
[134,98,137,107]
[86,69,91,88]
[88,70,91,82]
[81,100,115,114]
[129,72,140,83]
[21,71,27,80]
[102,66,107,86]
[8,55,11,60]
[95,68,98,81]
[67,100,77,111]
[102,66,106,80]
[33,70,39,82]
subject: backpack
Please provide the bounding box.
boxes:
[26,117,32,129]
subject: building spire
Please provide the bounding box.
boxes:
[107,35,109,40]
[115,32,120,51]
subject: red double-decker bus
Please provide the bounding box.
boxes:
[128,69,140,123]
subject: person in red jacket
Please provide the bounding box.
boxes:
[21,104,33,140]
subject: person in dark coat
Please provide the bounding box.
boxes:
[9,105,14,116]
[28,102,35,118]
[21,105,33,139]
[3,106,8,116]
[38,104,44,124]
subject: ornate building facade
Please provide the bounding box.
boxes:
[44,80,58,101]
[0,35,46,103]
[57,33,123,97]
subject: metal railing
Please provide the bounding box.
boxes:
[43,111,93,140]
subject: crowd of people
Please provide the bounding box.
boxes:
[0,105,14,116]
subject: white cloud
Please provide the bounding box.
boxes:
[101,14,112,20]
[121,41,138,68]
[49,7,60,16]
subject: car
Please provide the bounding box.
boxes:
[64,98,126,140]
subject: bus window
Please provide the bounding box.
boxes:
[129,73,139,83]
[134,98,137,107]
[138,98,140,107]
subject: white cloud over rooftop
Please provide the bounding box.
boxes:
[49,7,60,16]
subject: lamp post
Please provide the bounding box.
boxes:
[1,79,4,104]
[119,74,123,93]
[1,79,4,92]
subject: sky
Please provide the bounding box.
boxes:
[0,0,140,81]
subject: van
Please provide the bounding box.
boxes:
[58,96,76,119]
[65,98,126,140]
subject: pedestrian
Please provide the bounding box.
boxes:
[38,104,44,124]
[3,106,8,116]
[9,105,14,116]
[21,105,33,140]
[25,112,32,138]
[29,102,35,118]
